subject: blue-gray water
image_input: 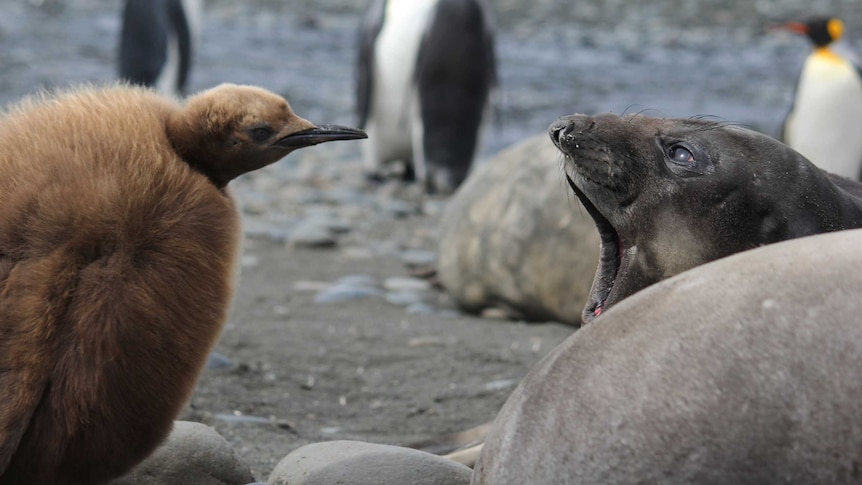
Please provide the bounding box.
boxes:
[1,0,861,161]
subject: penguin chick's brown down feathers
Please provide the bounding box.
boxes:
[0,83,365,485]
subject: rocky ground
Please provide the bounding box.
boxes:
[2,0,862,481]
[182,156,574,480]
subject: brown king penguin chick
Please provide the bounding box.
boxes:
[0,83,366,485]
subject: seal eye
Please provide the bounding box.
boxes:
[668,145,695,167]
[248,125,274,142]
[661,141,713,176]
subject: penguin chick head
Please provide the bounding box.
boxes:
[782,17,844,47]
[167,83,367,187]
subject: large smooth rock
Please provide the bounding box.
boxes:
[474,229,862,484]
[438,133,599,325]
[110,421,254,485]
[269,440,471,485]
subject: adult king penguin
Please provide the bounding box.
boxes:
[118,0,203,97]
[0,83,365,485]
[357,0,496,194]
[780,17,862,180]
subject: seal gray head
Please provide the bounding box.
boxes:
[549,113,862,324]
[357,0,496,193]
[473,228,862,484]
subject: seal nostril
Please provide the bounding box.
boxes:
[580,121,596,134]
[550,120,572,143]
[558,126,569,140]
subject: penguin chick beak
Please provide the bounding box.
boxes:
[274,125,367,149]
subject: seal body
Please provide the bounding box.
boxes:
[779,18,862,180]
[357,0,496,193]
[0,84,365,485]
[549,113,862,323]
[473,229,862,484]
[118,0,203,96]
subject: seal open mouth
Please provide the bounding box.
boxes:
[551,115,631,325]
[564,172,623,324]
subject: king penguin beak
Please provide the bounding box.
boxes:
[778,22,809,35]
[274,125,367,149]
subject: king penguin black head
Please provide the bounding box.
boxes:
[782,17,844,47]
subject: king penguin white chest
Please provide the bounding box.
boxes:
[369,0,439,160]
[154,0,203,95]
[786,50,862,179]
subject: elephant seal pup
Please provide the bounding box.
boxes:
[550,113,862,324]
[473,229,862,484]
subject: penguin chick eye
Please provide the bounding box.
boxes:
[248,125,275,142]
[668,145,695,167]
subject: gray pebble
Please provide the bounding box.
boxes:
[406,303,460,318]
[483,378,518,391]
[296,208,352,234]
[214,414,273,426]
[241,199,270,216]
[336,274,379,288]
[305,213,352,234]
[422,199,448,216]
[378,199,416,218]
[323,219,352,234]
[109,421,254,485]
[383,276,431,292]
[240,254,260,268]
[238,190,271,214]
[399,249,437,267]
[324,187,370,206]
[405,302,437,315]
[385,290,431,307]
[314,284,383,304]
[206,352,233,370]
[288,219,336,248]
[242,221,290,243]
[268,440,471,485]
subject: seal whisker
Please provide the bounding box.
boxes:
[684,116,750,134]
[626,108,661,124]
[620,104,644,117]
[557,156,579,211]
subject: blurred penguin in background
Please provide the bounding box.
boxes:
[118,0,203,97]
[357,0,497,194]
[779,17,862,180]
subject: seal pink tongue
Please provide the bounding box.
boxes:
[594,307,603,317]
